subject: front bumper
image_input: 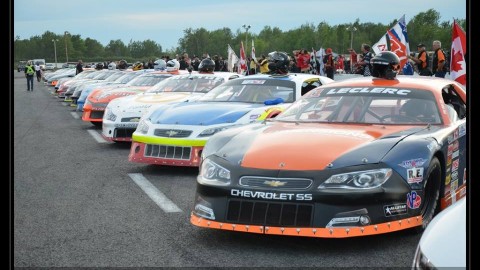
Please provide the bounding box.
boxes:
[102,120,137,142]
[129,141,204,167]
[190,159,423,238]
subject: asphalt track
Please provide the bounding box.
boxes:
[13,70,422,268]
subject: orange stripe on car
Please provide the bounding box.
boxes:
[190,213,422,238]
[241,123,412,170]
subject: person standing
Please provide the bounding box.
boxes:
[409,43,432,76]
[323,48,335,79]
[34,62,42,82]
[360,44,374,76]
[432,40,447,78]
[259,55,269,74]
[24,61,35,91]
[76,60,84,75]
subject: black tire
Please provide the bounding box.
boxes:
[91,121,102,128]
[413,157,441,233]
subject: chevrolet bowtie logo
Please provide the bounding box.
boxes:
[165,130,179,136]
[263,180,286,187]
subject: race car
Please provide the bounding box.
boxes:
[129,73,334,166]
[189,52,467,238]
[81,71,178,126]
[102,71,241,142]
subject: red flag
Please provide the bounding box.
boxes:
[239,41,247,74]
[450,20,466,86]
[387,29,408,69]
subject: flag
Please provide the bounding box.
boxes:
[387,29,408,69]
[372,34,389,55]
[389,15,410,56]
[450,20,466,86]
[227,44,239,73]
[309,48,318,74]
[251,40,256,62]
[239,41,247,74]
[388,15,413,75]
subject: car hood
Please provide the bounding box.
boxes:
[149,102,264,125]
[211,122,426,170]
[89,86,149,102]
[111,92,204,113]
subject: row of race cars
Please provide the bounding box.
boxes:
[42,52,466,267]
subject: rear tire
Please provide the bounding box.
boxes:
[413,157,441,233]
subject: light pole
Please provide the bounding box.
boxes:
[64,31,70,63]
[242,24,251,55]
[346,26,357,49]
[52,39,58,69]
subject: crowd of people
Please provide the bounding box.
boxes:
[41,39,452,85]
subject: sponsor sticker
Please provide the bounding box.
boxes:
[451,170,459,181]
[384,203,407,217]
[447,144,454,156]
[445,174,451,185]
[447,134,454,144]
[450,179,458,192]
[325,87,411,96]
[399,158,426,169]
[407,168,423,184]
[452,140,459,151]
[444,184,451,196]
[452,150,459,159]
[452,159,459,172]
[459,123,466,137]
[230,189,312,201]
[249,114,260,120]
[407,191,421,209]
[453,129,459,140]
[114,123,138,128]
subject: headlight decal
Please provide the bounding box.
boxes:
[318,168,392,189]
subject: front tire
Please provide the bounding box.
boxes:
[414,157,441,233]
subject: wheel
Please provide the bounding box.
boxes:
[380,114,419,123]
[91,121,102,128]
[413,157,441,233]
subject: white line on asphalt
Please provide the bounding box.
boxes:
[128,173,183,213]
[70,112,79,119]
[87,130,108,143]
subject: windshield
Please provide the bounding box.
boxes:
[114,72,142,84]
[146,74,225,94]
[275,87,442,125]
[197,78,296,103]
[126,74,172,87]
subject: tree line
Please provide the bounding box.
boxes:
[14,9,465,66]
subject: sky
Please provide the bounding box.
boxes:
[13,0,467,50]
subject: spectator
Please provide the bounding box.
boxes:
[348,48,358,74]
[359,44,374,76]
[34,62,42,82]
[323,48,335,79]
[410,43,432,76]
[432,40,447,78]
[24,61,35,91]
[259,54,269,74]
[191,56,200,71]
[297,49,311,73]
[249,56,257,75]
[76,60,83,75]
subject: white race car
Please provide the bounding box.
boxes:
[102,71,241,142]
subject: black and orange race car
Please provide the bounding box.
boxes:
[190,72,467,238]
